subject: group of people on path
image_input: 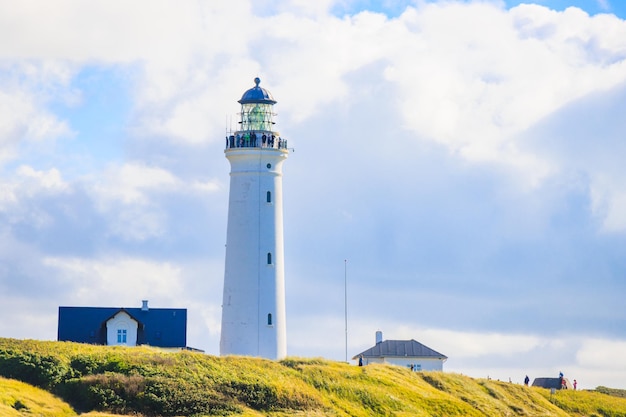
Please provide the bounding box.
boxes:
[558,371,577,390]
[522,372,577,390]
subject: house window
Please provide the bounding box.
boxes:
[266,191,272,203]
[267,313,272,325]
[117,329,127,344]
[267,252,272,265]
[408,364,422,371]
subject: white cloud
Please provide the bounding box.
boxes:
[86,163,176,240]
[0,166,70,231]
[576,338,626,369]
[93,162,178,205]
[0,296,59,340]
[410,328,543,358]
[385,3,626,180]
[590,173,626,233]
[191,179,221,194]
[0,0,199,62]
[265,10,391,122]
[83,163,220,241]
[44,256,185,306]
[0,74,71,163]
[16,165,68,192]
[85,162,222,241]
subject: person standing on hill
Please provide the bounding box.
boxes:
[524,375,530,386]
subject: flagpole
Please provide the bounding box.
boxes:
[344,259,348,363]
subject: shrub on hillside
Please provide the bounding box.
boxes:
[0,349,69,388]
[70,355,103,376]
[221,380,280,410]
[140,377,240,416]
[218,378,323,412]
[58,373,140,413]
[59,373,240,416]
[596,386,626,399]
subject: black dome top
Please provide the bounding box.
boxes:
[238,77,277,105]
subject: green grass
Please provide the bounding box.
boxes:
[0,376,76,416]
[1,338,625,416]
[536,388,626,417]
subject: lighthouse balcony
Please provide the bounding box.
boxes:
[225,131,288,150]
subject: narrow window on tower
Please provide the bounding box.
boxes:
[267,252,272,265]
[266,191,271,203]
[267,313,272,326]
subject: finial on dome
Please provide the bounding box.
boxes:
[238,77,276,104]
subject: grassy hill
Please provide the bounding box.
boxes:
[1,338,625,417]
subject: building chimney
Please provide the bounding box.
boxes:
[375,330,383,344]
[141,300,149,311]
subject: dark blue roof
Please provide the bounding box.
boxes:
[238,77,276,105]
[58,306,187,348]
[352,339,447,360]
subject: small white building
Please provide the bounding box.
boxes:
[58,301,189,349]
[353,331,447,371]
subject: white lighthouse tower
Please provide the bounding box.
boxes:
[220,78,289,359]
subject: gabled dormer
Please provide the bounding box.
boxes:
[104,309,141,346]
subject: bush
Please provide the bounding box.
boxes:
[140,377,240,416]
[221,380,279,410]
[0,349,69,388]
[57,373,140,413]
[596,386,626,399]
[59,373,239,416]
[70,355,102,376]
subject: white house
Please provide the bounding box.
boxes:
[58,301,188,349]
[353,331,448,371]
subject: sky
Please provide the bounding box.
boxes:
[1,0,625,390]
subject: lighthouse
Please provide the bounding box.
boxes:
[220,78,289,359]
